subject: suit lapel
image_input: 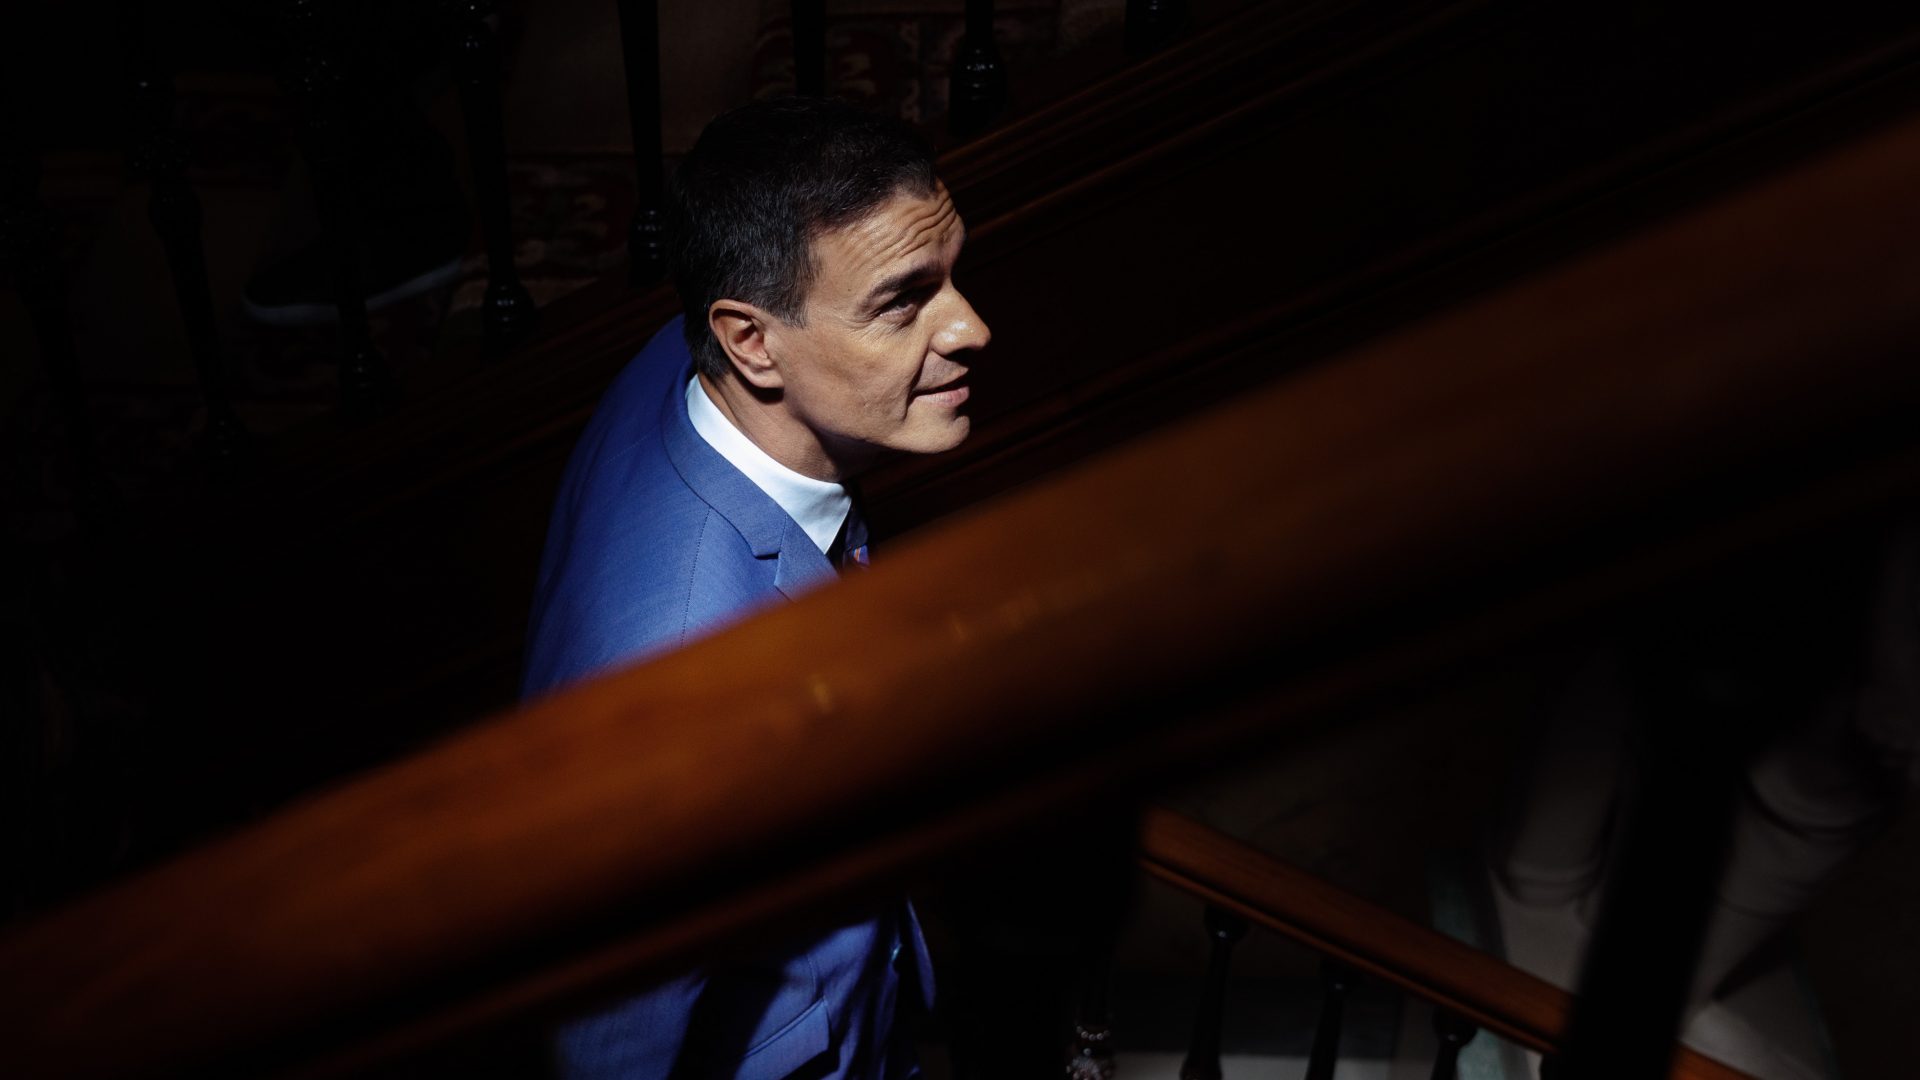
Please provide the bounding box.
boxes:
[771,518,835,599]
[662,364,838,601]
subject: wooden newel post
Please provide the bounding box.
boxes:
[792,0,827,97]
[1124,0,1188,59]
[1304,959,1353,1080]
[279,0,396,424]
[615,0,667,286]
[1178,905,1247,1080]
[124,6,253,474]
[948,0,1008,138]
[1428,1009,1478,1080]
[444,0,536,350]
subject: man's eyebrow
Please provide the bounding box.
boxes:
[862,262,943,307]
[860,219,966,308]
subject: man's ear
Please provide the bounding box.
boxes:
[708,299,784,391]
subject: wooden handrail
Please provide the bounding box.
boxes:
[8,77,1920,1079]
[1139,807,1754,1080]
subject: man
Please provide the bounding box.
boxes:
[521,97,990,1080]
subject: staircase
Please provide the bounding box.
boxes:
[6,2,1920,1076]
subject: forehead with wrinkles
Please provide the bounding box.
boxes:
[808,184,960,295]
[836,184,957,262]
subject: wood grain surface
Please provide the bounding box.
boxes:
[1139,806,1756,1080]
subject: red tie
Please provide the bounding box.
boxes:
[833,500,870,570]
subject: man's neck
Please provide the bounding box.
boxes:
[697,371,872,482]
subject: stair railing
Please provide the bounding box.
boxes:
[5,79,1920,1080]
[1140,807,1754,1080]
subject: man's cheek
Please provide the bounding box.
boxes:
[850,375,898,418]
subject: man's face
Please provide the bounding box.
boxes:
[763,182,990,470]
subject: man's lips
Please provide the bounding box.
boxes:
[914,374,971,406]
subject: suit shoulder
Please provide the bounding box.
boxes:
[524,498,773,696]
[567,318,693,470]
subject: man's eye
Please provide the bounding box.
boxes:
[881,285,936,317]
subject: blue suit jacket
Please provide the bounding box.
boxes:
[523,318,934,1080]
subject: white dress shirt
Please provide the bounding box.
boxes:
[686,375,850,554]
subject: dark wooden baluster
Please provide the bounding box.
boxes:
[1556,769,1736,1080]
[1,150,114,526]
[1178,906,1247,1080]
[279,0,396,424]
[444,0,536,350]
[1125,0,1189,59]
[1555,612,1767,1080]
[1066,953,1116,1080]
[1303,959,1352,1080]
[123,3,253,474]
[792,0,827,97]
[614,0,667,286]
[1558,554,1873,1080]
[1428,1009,1478,1080]
[948,0,1008,138]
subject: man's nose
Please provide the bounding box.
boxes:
[934,289,991,355]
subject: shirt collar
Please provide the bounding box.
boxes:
[685,375,850,554]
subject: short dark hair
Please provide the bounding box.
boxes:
[668,97,939,379]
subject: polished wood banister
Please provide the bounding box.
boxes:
[7,84,1920,1079]
[1138,807,1754,1080]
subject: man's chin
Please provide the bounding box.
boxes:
[924,415,971,453]
[862,415,971,464]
